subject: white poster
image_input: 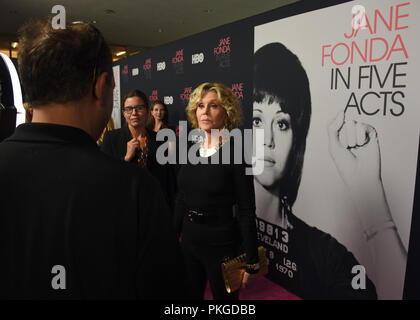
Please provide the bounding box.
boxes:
[253,0,419,299]
[112,65,121,129]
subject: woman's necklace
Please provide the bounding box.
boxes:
[131,130,148,168]
[137,134,148,167]
[199,129,229,158]
[154,122,162,132]
[280,196,294,230]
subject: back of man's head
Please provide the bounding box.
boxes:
[18,18,112,107]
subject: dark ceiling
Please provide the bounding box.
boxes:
[0,0,299,52]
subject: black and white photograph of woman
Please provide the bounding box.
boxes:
[252,42,407,299]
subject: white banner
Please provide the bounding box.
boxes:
[112,65,121,129]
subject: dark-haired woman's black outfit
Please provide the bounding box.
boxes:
[175,139,259,300]
[101,125,177,210]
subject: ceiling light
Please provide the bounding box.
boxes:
[104,9,116,15]
[11,42,18,49]
[116,51,126,56]
[203,9,213,13]
[158,28,163,33]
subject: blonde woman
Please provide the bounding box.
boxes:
[175,82,260,300]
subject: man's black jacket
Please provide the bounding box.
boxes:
[0,123,187,299]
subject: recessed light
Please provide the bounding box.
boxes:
[203,9,213,13]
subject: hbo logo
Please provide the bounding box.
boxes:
[157,62,166,71]
[164,96,174,105]
[192,53,204,64]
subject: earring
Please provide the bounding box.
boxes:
[280,196,294,230]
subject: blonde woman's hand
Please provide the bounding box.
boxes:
[241,272,259,289]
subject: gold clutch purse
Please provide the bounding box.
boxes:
[221,246,269,293]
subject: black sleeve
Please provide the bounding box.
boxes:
[102,130,132,162]
[135,175,189,299]
[174,189,186,238]
[233,162,259,265]
[310,229,377,299]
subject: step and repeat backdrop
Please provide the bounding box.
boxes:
[113,0,420,299]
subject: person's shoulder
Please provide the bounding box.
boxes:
[102,127,130,149]
[166,124,176,131]
[147,128,157,138]
[95,147,146,174]
[291,213,351,260]
[291,214,334,243]
[105,127,125,138]
[95,148,160,189]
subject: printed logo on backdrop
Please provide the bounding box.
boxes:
[192,52,205,65]
[172,49,184,74]
[149,90,158,102]
[157,61,166,71]
[180,87,192,106]
[164,96,174,105]
[143,58,152,80]
[122,65,129,75]
[322,3,409,117]
[214,36,231,68]
[231,82,244,99]
[131,68,139,77]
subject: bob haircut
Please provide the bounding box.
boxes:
[147,100,170,130]
[253,42,311,206]
[122,89,149,110]
[186,82,243,131]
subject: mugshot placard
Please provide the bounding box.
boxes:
[253,0,420,299]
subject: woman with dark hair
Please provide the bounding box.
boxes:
[101,90,175,209]
[253,43,311,218]
[252,42,383,299]
[147,100,173,132]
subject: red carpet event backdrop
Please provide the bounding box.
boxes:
[113,0,420,299]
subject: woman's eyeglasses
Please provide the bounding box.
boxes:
[123,106,146,114]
